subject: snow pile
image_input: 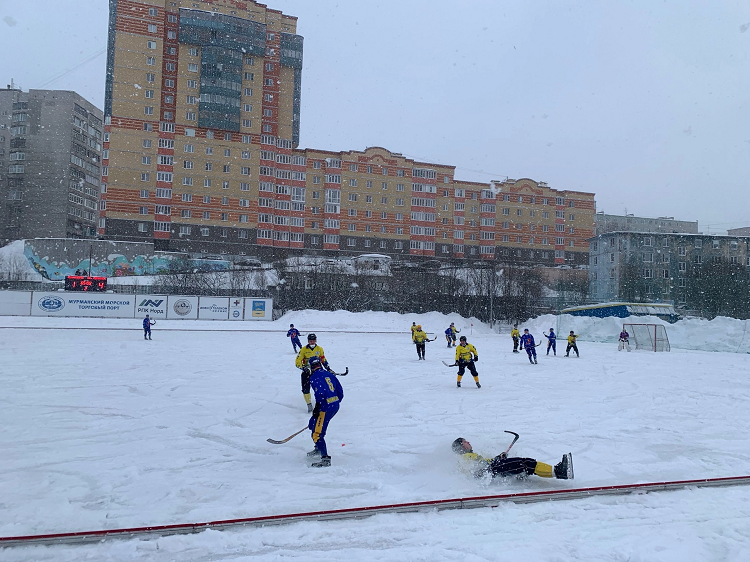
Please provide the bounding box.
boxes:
[0,240,41,280]
[521,314,750,354]
[280,309,750,354]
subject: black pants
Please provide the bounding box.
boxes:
[566,343,579,357]
[513,337,519,352]
[457,360,478,378]
[415,342,426,359]
[489,456,538,477]
[301,368,311,394]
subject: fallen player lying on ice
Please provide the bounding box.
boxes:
[451,437,574,480]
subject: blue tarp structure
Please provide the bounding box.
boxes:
[561,302,679,323]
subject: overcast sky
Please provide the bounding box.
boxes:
[1,0,749,233]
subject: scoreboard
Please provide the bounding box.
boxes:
[64,276,108,292]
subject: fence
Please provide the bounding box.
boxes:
[0,290,273,321]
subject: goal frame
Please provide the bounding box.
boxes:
[622,323,670,352]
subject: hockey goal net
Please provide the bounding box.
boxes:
[623,323,670,352]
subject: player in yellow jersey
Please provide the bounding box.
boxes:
[452,437,573,480]
[565,331,580,357]
[412,325,434,360]
[510,324,520,353]
[295,333,330,412]
[454,335,480,388]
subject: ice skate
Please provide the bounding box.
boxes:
[311,456,331,468]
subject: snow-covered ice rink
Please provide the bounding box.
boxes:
[1,311,749,561]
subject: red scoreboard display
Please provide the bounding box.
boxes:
[64,276,108,292]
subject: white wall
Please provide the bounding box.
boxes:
[0,291,31,316]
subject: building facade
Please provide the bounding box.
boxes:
[728,227,750,237]
[589,232,750,303]
[0,87,103,244]
[101,0,595,265]
[100,0,303,250]
[594,212,698,237]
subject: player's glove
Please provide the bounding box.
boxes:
[302,367,311,376]
[473,357,479,362]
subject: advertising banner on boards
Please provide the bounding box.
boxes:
[243,298,273,321]
[228,297,244,320]
[31,292,136,318]
[135,295,169,319]
[166,296,199,319]
[198,297,230,320]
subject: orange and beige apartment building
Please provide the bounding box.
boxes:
[101,0,595,266]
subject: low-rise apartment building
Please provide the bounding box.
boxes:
[594,212,698,236]
[589,231,750,304]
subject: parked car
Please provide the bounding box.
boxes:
[234,258,262,268]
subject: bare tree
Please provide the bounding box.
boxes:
[0,253,34,282]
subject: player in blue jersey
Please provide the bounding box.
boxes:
[306,356,344,468]
[142,314,155,340]
[287,324,302,352]
[519,329,538,364]
[543,328,557,356]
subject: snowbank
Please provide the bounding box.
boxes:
[521,313,750,354]
[280,310,750,354]
[0,240,41,280]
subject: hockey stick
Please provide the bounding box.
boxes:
[267,427,307,445]
[442,360,457,367]
[331,367,349,376]
[501,431,520,456]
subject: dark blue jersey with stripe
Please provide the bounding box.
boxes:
[309,367,344,410]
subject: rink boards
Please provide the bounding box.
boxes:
[2,475,749,548]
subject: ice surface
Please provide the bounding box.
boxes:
[1,310,749,560]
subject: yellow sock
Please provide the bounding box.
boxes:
[456,375,463,383]
[534,462,554,478]
[473,375,480,384]
[303,393,312,405]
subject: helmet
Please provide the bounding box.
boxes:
[459,335,467,341]
[452,438,466,454]
[290,324,294,327]
[524,328,529,332]
[416,325,422,330]
[450,322,454,326]
[308,333,317,341]
[308,356,322,369]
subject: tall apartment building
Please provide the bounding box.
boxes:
[101,1,595,265]
[594,212,698,236]
[100,0,303,250]
[588,232,750,303]
[0,87,103,244]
